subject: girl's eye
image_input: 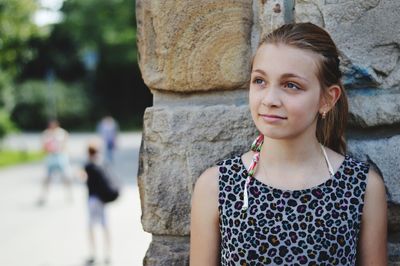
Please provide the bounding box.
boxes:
[285,82,301,90]
[253,78,265,85]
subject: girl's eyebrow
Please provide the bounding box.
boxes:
[251,69,267,75]
[252,69,309,83]
[281,73,309,83]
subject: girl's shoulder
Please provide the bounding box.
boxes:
[198,166,220,181]
[216,153,246,167]
[195,152,249,193]
[193,166,219,198]
[192,166,220,217]
[217,153,250,177]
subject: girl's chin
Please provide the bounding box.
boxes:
[255,129,288,140]
[255,126,301,140]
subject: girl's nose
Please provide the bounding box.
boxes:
[261,86,282,108]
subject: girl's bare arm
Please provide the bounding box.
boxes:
[357,169,387,265]
[190,166,220,266]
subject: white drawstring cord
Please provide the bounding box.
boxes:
[320,144,334,177]
[242,176,250,211]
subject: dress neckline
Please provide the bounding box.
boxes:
[238,154,349,193]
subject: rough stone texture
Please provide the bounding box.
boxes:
[348,136,400,204]
[136,0,253,92]
[347,89,400,127]
[388,202,400,264]
[251,0,295,53]
[295,0,400,90]
[388,202,400,235]
[138,105,256,235]
[143,236,190,266]
[294,0,324,26]
[389,242,400,266]
[152,89,248,107]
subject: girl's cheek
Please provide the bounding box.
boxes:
[248,92,259,109]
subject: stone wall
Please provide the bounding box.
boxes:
[137,0,400,265]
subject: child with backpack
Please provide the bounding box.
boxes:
[83,140,119,265]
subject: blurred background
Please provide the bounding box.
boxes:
[0,0,152,265]
[0,0,151,134]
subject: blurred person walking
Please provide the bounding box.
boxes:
[83,140,119,265]
[97,116,119,164]
[37,120,72,206]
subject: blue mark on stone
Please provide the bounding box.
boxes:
[343,65,378,90]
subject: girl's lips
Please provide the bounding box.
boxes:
[259,114,287,123]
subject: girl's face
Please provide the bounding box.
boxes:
[249,43,324,140]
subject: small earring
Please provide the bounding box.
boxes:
[321,111,327,119]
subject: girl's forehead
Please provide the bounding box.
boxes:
[253,43,321,79]
[255,43,321,60]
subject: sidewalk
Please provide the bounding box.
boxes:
[0,132,151,266]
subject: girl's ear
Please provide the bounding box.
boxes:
[319,85,341,113]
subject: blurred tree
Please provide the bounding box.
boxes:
[12,80,90,130]
[19,26,86,82]
[20,0,152,129]
[0,0,41,79]
[0,0,43,136]
[61,0,137,63]
[59,0,150,127]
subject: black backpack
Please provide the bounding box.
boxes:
[86,162,120,203]
[98,176,119,203]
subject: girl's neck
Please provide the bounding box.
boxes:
[260,135,322,166]
[89,156,99,163]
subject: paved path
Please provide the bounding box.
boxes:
[0,132,151,266]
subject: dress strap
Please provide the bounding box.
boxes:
[320,144,334,177]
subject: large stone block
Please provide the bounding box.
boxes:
[136,0,252,92]
[295,0,400,90]
[348,136,400,204]
[143,236,189,266]
[347,89,400,128]
[138,105,257,235]
[152,89,249,107]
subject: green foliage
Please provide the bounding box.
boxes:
[45,0,149,126]
[14,0,151,130]
[0,72,15,111]
[11,80,91,130]
[0,109,16,139]
[60,0,136,42]
[0,0,43,76]
[0,0,45,138]
[0,149,45,168]
[59,0,137,64]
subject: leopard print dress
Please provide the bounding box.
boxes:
[217,154,369,266]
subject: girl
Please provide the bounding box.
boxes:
[190,23,387,265]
